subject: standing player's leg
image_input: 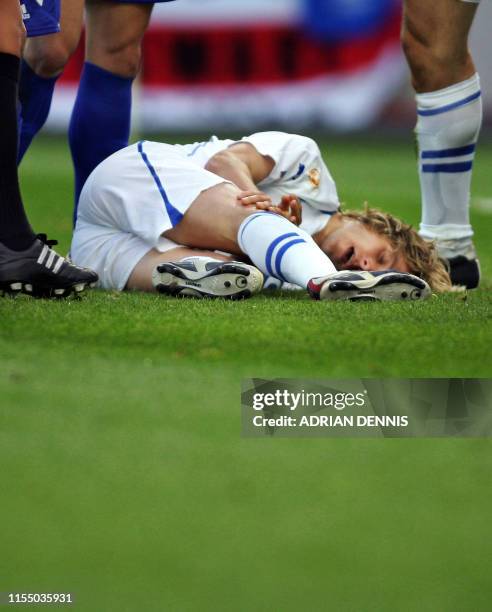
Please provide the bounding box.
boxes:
[0,0,97,296]
[0,0,36,251]
[18,0,84,162]
[401,0,481,288]
[69,1,153,212]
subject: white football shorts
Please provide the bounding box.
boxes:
[71,141,229,290]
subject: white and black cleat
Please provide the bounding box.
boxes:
[0,234,98,299]
[308,270,431,302]
[152,256,263,300]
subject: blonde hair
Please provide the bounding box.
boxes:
[340,205,452,292]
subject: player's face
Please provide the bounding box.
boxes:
[320,219,410,273]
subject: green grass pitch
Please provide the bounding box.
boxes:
[1,135,491,610]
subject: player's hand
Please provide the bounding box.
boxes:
[268,194,302,226]
[237,190,273,209]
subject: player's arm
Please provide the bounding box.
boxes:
[205,142,301,224]
[204,142,274,192]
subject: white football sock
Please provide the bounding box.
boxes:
[237,212,336,288]
[416,73,482,256]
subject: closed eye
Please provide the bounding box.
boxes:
[378,252,390,266]
[345,246,355,264]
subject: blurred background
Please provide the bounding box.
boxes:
[44,0,492,136]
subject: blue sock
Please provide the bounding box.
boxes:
[17,59,58,163]
[69,61,133,220]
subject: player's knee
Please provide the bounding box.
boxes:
[24,38,75,78]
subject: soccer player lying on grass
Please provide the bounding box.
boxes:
[70,132,451,301]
